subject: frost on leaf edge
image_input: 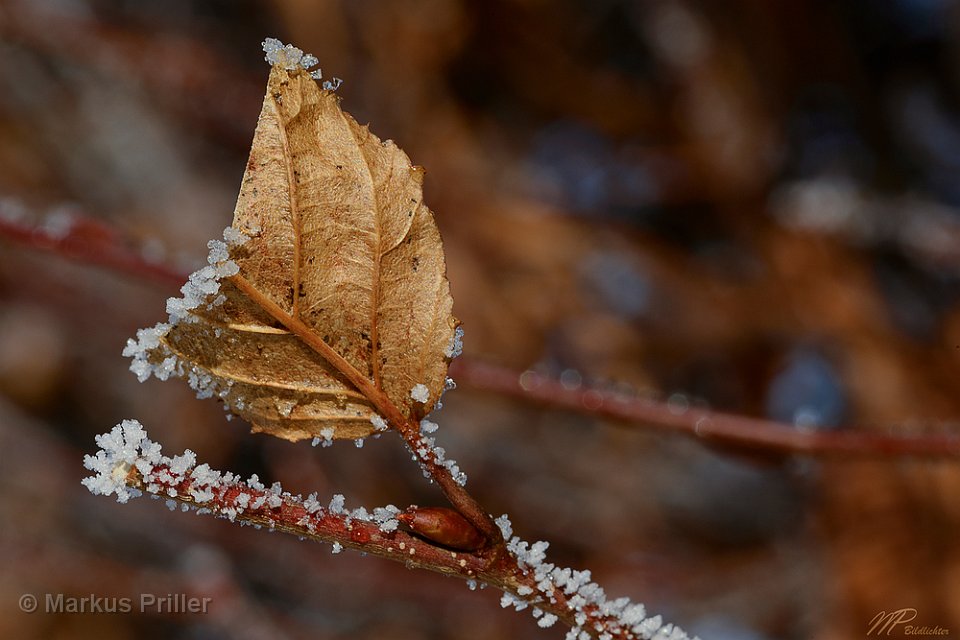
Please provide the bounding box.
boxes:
[262,37,342,90]
[122,226,250,410]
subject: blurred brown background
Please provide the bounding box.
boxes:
[2,0,960,638]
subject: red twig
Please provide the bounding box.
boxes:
[450,359,960,458]
[0,211,184,288]
[111,450,628,638]
[3,208,959,459]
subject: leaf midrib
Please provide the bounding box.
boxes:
[270,93,302,318]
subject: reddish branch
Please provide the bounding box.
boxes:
[0,213,184,287]
[124,459,617,637]
[450,360,960,458]
[3,208,960,459]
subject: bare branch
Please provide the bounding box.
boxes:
[0,206,184,287]
[450,359,960,458]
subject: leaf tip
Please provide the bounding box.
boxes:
[262,37,342,91]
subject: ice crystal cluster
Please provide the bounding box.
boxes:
[83,421,403,542]
[122,226,250,410]
[262,37,342,90]
[310,427,336,448]
[403,415,467,486]
[494,515,696,640]
[397,378,467,486]
[410,383,430,403]
[444,325,464,358]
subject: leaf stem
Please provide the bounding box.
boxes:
[229,274,502,543]
[119,457,623,639]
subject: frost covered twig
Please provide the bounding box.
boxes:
[84,420,696,640]
[83,420,477,572]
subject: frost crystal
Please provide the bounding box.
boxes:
[495,514,514,540]
[405,423,467,486]
[123,325,171,382]
[410,383,430,403]
[311,427,336,448]
[263,37,305,71]
[497,513,698,640]
[123,226,244,410]
[303,494,323,514]
[370,414,389,431]
[81,419,152,503]
[207,239,229,264]
[322,77,343,91]
[276,399,296,418]
[262,38,342,91]
[444,326,464,358]
[329,494,346,514]
[222,226,249,247]
[372,505,401,533]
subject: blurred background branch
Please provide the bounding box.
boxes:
[4,205,960,459]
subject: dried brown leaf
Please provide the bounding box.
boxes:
[145,65,458,441]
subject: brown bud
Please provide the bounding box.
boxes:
[397,506,486,551]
